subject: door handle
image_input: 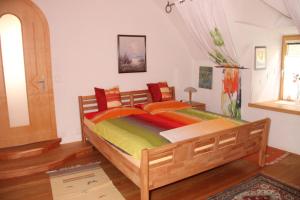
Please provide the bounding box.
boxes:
[37,79,45,92]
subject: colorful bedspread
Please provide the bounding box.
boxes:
[85,107,244,159]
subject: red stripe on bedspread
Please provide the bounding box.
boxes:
[133,114,185,130]
[85,111,101,119]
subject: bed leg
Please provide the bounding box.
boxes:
[258,146,266,167]
[140,149,150,200]
[82,135,87,143]
[141,187,149,200]
[81,126,87,143]
[78,96,87,143]
[258,118,270,167]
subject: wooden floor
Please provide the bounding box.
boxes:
[0,141,93,179]
[0,143,299,200]
[0,138,61,160]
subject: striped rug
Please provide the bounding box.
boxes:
[48,162,125,200]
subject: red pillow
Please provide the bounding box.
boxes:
[147,83,162,102]
[134,103,146,109]
[94,87,108,111]
[84,111,101,120]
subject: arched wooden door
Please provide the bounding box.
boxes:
[0,0,57,148]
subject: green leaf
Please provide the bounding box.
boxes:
[210,28,224,47]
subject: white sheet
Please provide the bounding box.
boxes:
[160,118,238,143]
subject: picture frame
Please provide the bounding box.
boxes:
[255,46,267,70]
[118,35,147,73]
[199,66,213,89]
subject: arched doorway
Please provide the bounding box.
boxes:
[0,0,57,148]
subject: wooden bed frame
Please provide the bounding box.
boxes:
[78,87,270,200]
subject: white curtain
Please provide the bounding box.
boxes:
[284,0,300,32]
[175,0,239,65]
[175,0,242,119]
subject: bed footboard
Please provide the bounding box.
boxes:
[139,118,270,200]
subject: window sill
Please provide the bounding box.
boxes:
[248,100,300,116]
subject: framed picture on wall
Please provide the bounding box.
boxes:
[118,35,147,73]
[255,46,266,70]
[199,66,213,89]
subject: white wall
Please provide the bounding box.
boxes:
[34,0,193,143]
[225,0,300,155]
[33,0,300,154]
[166,0,300,154]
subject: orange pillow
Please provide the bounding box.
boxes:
[158,82,172,101]
[143,101,191,114]
[105,87,122,109]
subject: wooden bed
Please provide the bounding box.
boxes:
[78,87,270,200]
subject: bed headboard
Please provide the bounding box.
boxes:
[78,87,175,141]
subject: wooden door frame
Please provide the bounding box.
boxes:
[0,0,57,148]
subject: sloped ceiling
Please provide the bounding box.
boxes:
[228,0,293,29]
[151,0,295,60]
[262,0,290,17]
[152,0,293,28]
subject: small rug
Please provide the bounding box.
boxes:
[208,174,300,200]
[48,162,125,200]
[244,146,289,166]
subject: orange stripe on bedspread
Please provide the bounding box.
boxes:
[156,111,201,125]
[143,100,191,114]
[91,107,146,124]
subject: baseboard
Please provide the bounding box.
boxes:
[60,134,82,144]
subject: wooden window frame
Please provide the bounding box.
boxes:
[279,35,300,100]
[248,35,300,116]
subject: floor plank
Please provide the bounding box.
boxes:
[0,142,93,179]
[261,153,300,189]
[0,144,299,200]
[0,138,61,160]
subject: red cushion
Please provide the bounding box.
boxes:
[134,103,146,109]
[147,83,162,102]
[84,111,101,120]
[94,87,108,111]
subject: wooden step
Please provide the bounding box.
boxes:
[0,138,62,160]
[0,141,93,179]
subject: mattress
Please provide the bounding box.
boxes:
[84,106,244,160]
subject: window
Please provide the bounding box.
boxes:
[280,35,300,100]
[0,14,29,127]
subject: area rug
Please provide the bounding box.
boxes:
[48,162,125,200]
[208,174,300,200]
